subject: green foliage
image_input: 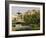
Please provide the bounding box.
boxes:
[23,10,40,30]
[31,24,40,30]
[12,18,16,27]
[24,10,40,25]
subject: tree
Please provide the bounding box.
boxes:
[24,10,40,25]
[23,10,40,30]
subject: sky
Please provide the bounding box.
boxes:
[12,6,40,16]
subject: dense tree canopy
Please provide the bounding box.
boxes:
[24,10,40,25]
